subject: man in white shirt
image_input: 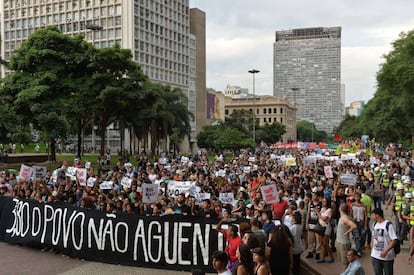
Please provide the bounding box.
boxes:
[371,208,398,275]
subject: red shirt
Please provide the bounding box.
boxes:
[222,230,242,262]
[272,199,288,220]
[249,180,260,198]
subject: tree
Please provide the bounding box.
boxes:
[359,30,414,145]
[89,44,146,155]
[257,122,286,144]
[0,26,92,160]
[297,121,326,142]
[196,124,253,151]
[136,82,192,155]
[337,114,364,141]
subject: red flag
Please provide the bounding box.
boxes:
[334,133,342,141]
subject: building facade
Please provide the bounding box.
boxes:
[273,26,343,133]
[0,0,205,153]
[224,95,297,143]
[223,84,248,98]
[346,100,365,117]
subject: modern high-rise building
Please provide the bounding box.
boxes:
[273,26,343,133]
[0,0,205,152]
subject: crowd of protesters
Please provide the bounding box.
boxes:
[1,143,414,275]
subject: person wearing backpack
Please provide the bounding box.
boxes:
[371,208,398,275]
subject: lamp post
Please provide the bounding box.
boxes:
[86,24,103,153]
[248,69,260,147]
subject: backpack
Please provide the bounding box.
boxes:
[373,221,401,254]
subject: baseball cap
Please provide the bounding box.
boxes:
[405,193,412,199]
[246,203,254,210]
[396,183,404,190]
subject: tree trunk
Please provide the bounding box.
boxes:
[76,119,82,158]
[100,123,106,156]
[50,139,56,161]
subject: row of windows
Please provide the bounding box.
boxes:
[263,108,283,114]
[4,4,122,19]
[136,29,188,56]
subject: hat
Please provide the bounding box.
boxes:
[372,208,384,217]
[396,183,404,190]
[246,203,254,210]
[374,167,380,172]
[393,173,399,177]
[311,187,318,193]
[405,193,412,199]
[403,179,410,184]
[124,162,133,167]
[251,247,265,257]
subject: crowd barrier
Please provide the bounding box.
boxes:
[0,197,226,272]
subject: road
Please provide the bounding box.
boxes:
[0,242,207,275]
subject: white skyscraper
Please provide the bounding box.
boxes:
[273,27,343,133]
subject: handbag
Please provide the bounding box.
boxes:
[312,222,326,235]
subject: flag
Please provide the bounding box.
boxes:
[334,133,342,141]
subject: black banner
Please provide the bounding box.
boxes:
[0,197,226,272]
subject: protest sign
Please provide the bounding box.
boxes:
[66,166,77,181]
[19,164,33,180]
[195,192,211,205]
[260,184,279,204]
[285,157,296,166]
[87,177,97,187]
[340,173,356,185]
[76,168,87,186]
[121,177,132,188]
[142,183,158,203]
[219,193,235,205]
[324,166,333,178]
[32,166,47,180]
[99,181,113,190]
[167,181,194,197]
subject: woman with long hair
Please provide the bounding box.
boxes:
[316,196,334,263]
[266,225,292,275]
[235,244,254,275]
[251,247,270,275]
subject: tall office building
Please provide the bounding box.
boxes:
[273,27,343,133]
[0,0,205,152]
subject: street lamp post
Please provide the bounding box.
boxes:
[248,69,260,147]
[86,24,103,153]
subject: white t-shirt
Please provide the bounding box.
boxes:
[218,269,232,275]
[371,220,397,261]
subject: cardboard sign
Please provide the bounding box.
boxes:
[219,193,235,205]
[66,166,77,181]
[285,157,296,166]
[19,164,34,180]
[195,192,211,205]
[121,177,133,188]
[99,181,113,190]
[167,181,194,197]
[76,168,87,186]
[324,166,333,178]
[142,183,158,203]
[32,166,47,180]
[87,177,97,187]
[260,184,279,204]
[340,173,356,185]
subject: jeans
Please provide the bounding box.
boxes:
[352,221,365,253]
[371,257,394,275]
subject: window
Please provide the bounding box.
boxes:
[263,108,266,114]
[268,108,272,114]
[280,108,283,114]
[273,108,277,114]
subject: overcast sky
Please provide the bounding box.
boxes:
[189,0,414,105]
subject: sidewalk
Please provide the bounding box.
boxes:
[301,209,413,275]
[301,242,412,275]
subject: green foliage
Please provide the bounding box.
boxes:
[337,114,364,140]
[357,30,414,144]
[196,124,253,151]
[257,122,286,143]
[297,121,326,142]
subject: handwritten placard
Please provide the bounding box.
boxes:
[260,184,279,204]
[340,173,356,185]
[142,183,158,203]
